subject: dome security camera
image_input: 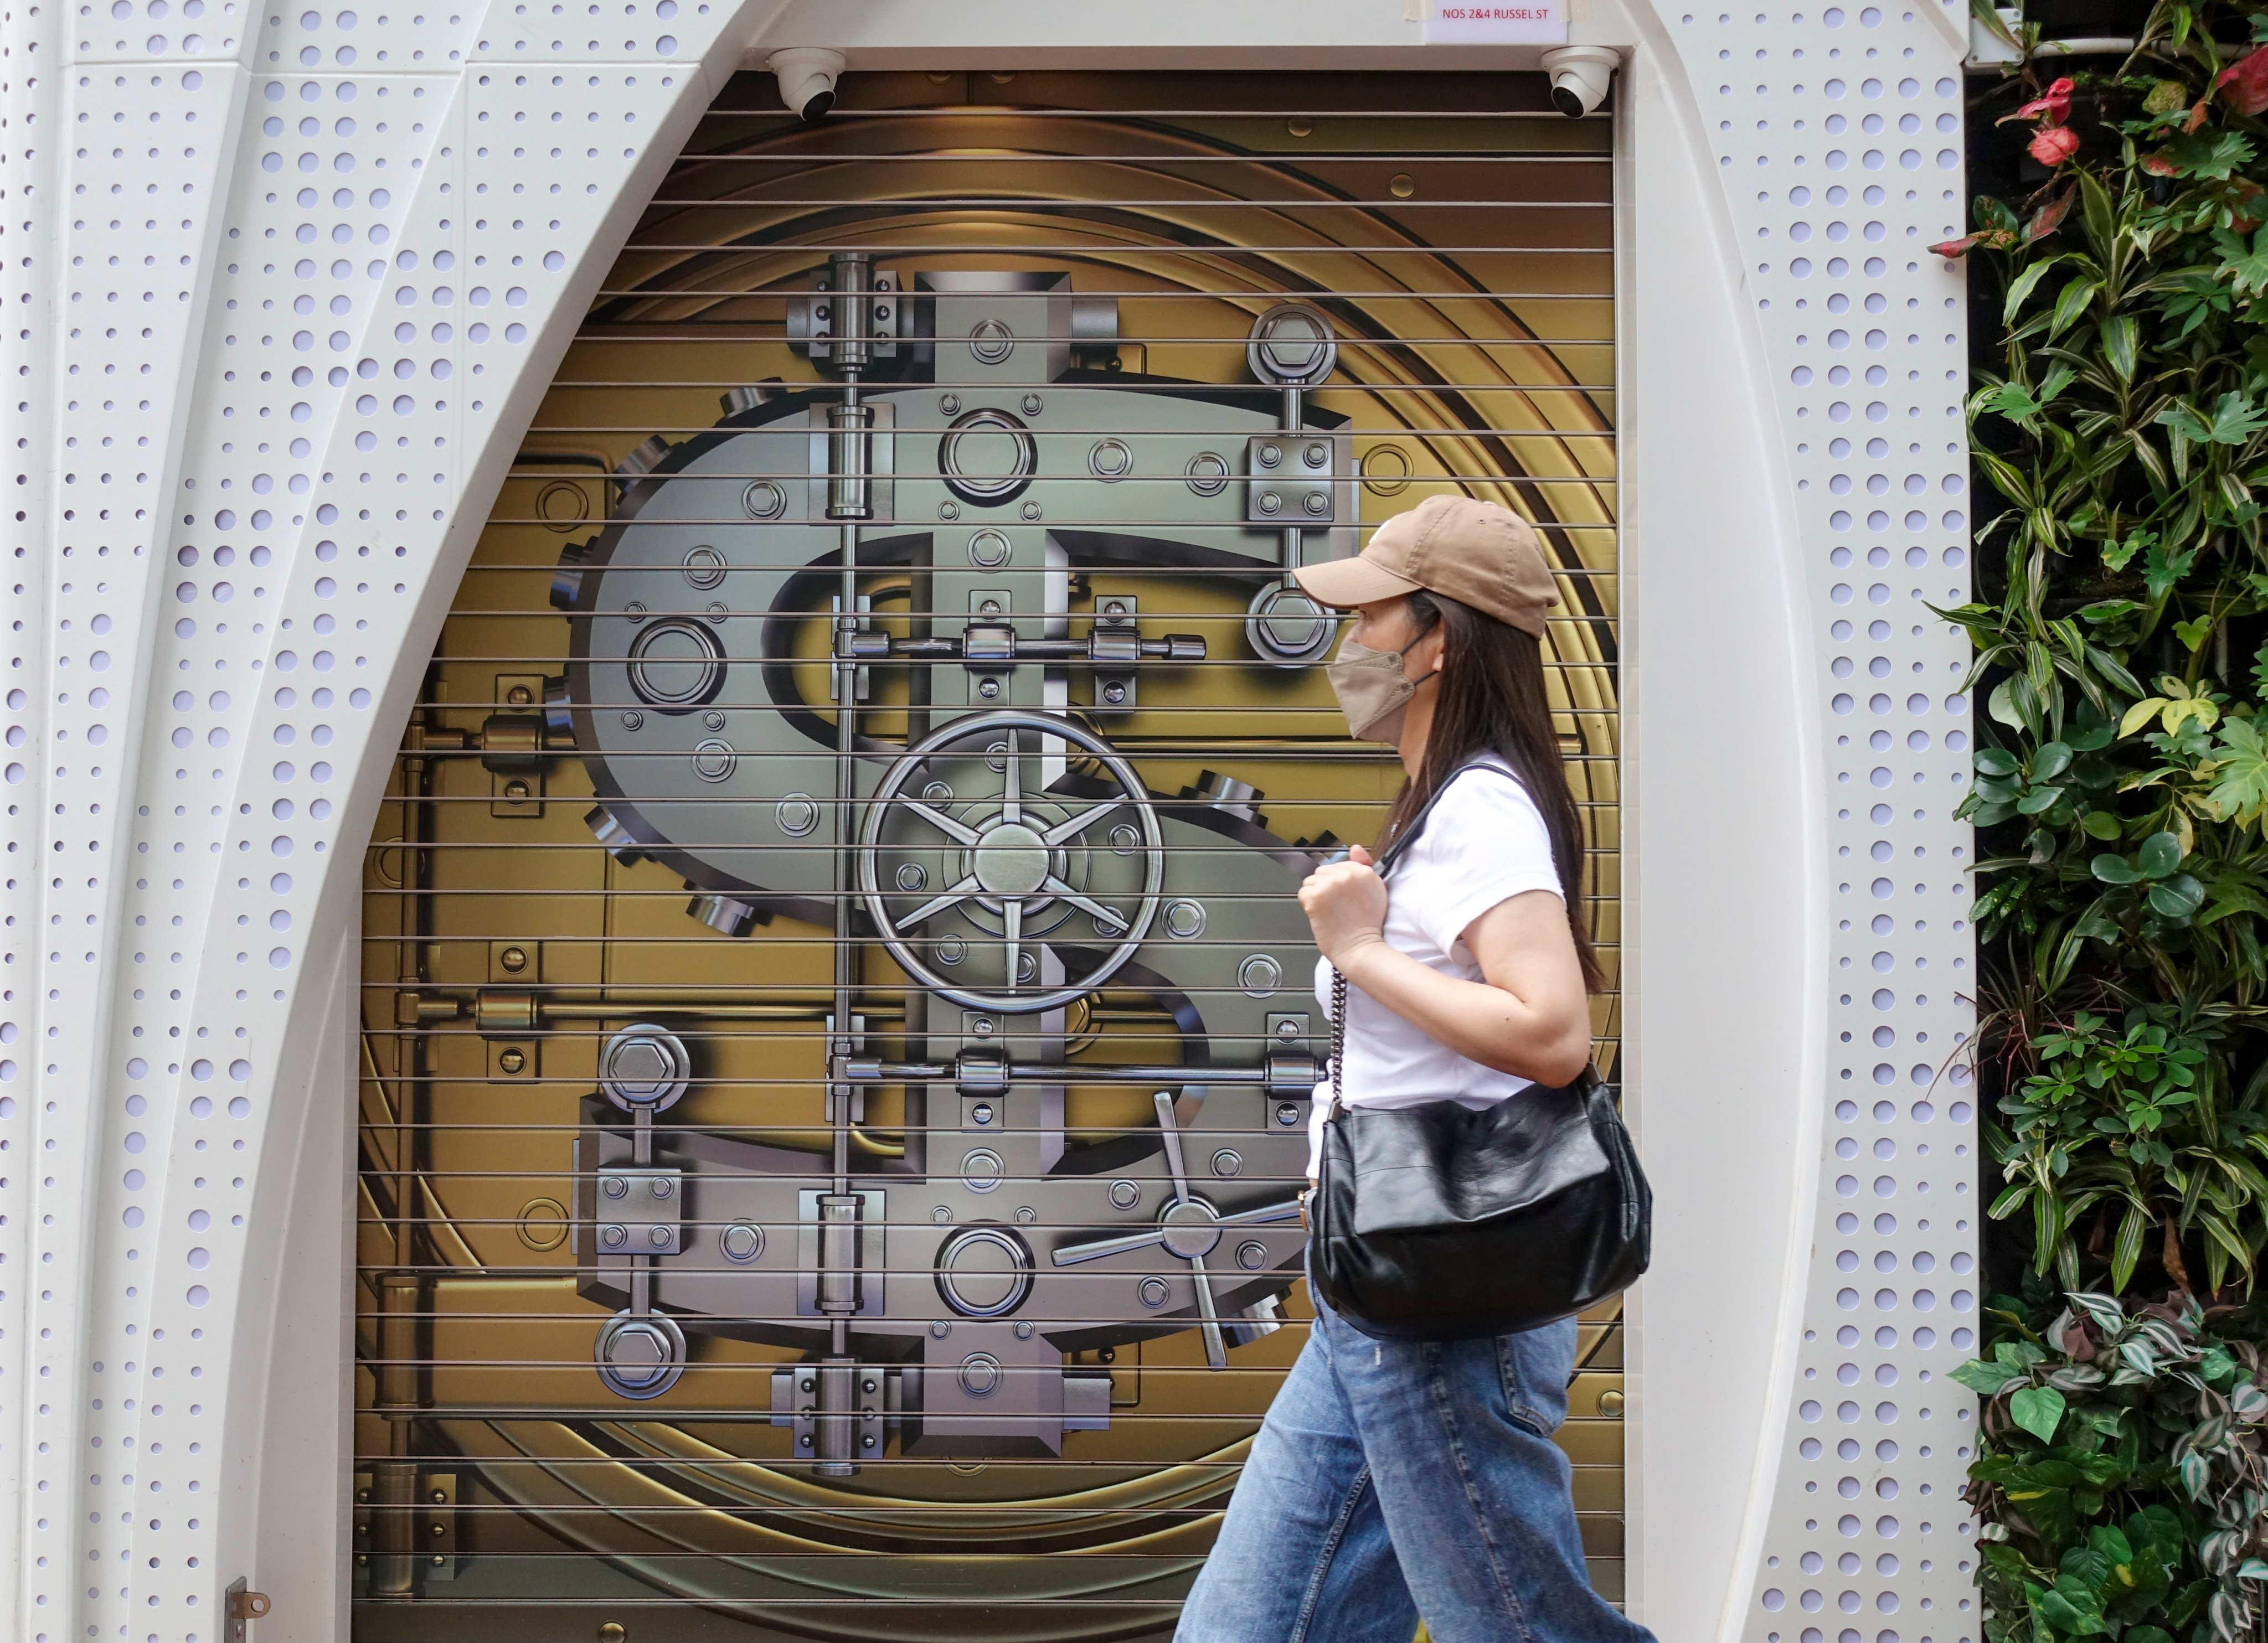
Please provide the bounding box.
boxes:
[767,47,846,122]
[1540,46,1621,118]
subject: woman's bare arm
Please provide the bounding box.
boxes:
[1298,850,1593,1087]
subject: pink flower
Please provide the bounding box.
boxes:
[2029,124,2081,167]
[2016,76,2076,125]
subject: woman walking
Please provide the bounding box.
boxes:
[1176,497,1654,1643]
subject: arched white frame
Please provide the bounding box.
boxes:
[0,2,1978,1636]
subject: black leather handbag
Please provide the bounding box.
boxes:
[1307,768,1652,1342]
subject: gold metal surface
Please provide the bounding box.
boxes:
[355,70,1617,1642]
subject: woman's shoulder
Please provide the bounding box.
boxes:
[1389,756,1564,939]
[1396,756,1551,870]
[1432,756,1545,826]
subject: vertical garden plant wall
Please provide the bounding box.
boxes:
[1950,4,2268,1636]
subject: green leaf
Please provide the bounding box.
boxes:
[2004,255,2066,327]
[2130,1505,2186,1564]
[2094,853,2144,885]
[2177,614,2216,652]
[2161,269,2231,338]
[1952,1357,2025,1395]
[2143,542,2201,602]
[2159,391,2268,447]
[2207,717,2268,826]
[2112,1201,2150,1293]
[2201,882,2268,924]
[2219,224,2268,298]
[1976,192,2020,235]
[2034,741,2075,781]
[2137,831,2183,879]
[2103,312,2141,382]
[2086,1521,2135,1569]
[2158,402,2215,445]
[1977,747,2021,777]
[2162,127,2257,180]
[2049,276,2097,337]
[2081,810,2124,840]
[2150,874,2207,919]
[2207,391,2265,445]
[1984,381,2044,423]
[2012,1384,2068,1443]
[2103,531,2154,573]
[2037,1571,2110,1632]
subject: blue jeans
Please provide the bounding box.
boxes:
[1177,1286,1655,1643]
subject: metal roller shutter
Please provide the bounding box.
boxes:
[354,69,1620,1642]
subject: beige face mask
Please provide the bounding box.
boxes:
[1324,633,1426,744]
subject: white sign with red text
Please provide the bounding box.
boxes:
[1421,1,1570,44]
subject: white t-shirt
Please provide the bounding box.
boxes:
[1308,755,1566,1172]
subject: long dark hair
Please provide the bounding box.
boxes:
[1379,590,1603,993]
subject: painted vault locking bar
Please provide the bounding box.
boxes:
[355,70,1620,1640]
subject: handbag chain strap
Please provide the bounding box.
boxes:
[1325,964,1348,1123]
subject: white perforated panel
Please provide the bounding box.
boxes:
[2,1,1978,1636]
[1650,5,1980,1639]
[3,0,733,1631]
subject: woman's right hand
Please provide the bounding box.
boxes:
[1298,845,1389,969]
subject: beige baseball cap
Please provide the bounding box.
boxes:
[1293,495,1559,638]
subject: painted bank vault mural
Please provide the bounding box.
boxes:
[353,70,1618,1640]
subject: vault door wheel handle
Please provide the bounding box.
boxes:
[859,710,1163,1015]
[1049,1092,1306,1370]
